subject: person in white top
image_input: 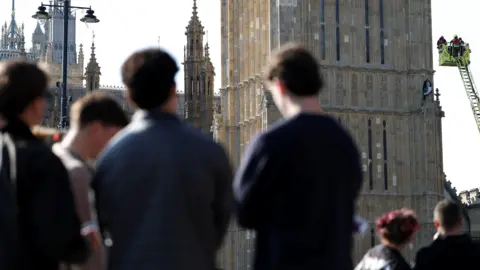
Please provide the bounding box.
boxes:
[52,92,129,270]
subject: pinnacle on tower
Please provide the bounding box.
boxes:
[205,43,210,59]
[192,0,198,17]
[86,34,100,74]
[187,0,202,29]
[78,43,84,63]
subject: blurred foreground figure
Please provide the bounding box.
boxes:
[233,43,363,270]
[92,49,233,270]
[414,200,480,270]
[355,208,420,270]
[31,125,65,145]
[0,60,90,269]
[53,93,128,270]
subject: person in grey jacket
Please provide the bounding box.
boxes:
[92,48,233,270]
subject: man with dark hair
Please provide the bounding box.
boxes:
[434,199,463,234]
[53,92,129,270]
[0,60,90,269]
[92,48,233,270]
[233,43,363,270]
[414,199,480,270]
[121,48,179,110]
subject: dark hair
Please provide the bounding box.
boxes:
[264,43,324,96]
[434,199,462,231]
[70,92,129,128]
[0,60,49,119]
[121,48,179,109]
[376,208,420,245]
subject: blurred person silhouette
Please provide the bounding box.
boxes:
[414,200,480,270]
[234,43,363,270]
[31,125,65,145]
[92,48,233,270]
[0,60,90,269]
[355,208,420,270]
[53,92,129,270]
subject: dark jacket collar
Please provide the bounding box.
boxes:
[1,117,37,141]
[437,233,471,244]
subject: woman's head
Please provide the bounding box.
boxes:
[376,208,420,246]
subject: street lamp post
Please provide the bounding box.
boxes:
[33,1,99,129]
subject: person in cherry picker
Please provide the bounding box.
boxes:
[451,35,461,58]
[459,37,466,56]
[437,36,447,50]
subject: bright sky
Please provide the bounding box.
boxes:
[1,0,478,192]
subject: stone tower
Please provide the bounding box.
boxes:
[183,0,215,136]
[85,36,101,92]
[32,22,46,58]
[48,0,77,65]
[216,0,444,268]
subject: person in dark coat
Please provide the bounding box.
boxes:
[234,43,363,270]
[0,60,90,269]
[413,199,480,270]
[92,49,233,270]
[355,208,420,270]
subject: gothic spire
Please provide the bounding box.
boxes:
[86,33,100,74]
[187,0,203,33]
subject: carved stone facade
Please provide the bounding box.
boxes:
[217,0,443,268]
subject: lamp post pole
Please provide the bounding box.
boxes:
[60,0,70,129]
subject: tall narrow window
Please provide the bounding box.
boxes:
[190,77,193,100]
[89,77,94,90]
[379,0,385,64]
[197,77,200,96]
[320,0,325,60]
[368,119,373,190]
[370,228,375,247]
[335,0,340,61]
[383,120,388,190]
[364,0,370,63]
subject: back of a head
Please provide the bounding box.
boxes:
[264,43,324,97]
[70,92,129,128]
[121,48,179,110]
[376,208,420,246]
[434,199,462,231]
[0,60,48,119]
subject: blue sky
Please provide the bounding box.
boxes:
[1,0,478,191]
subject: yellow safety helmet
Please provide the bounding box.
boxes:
[454,34,458,38]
